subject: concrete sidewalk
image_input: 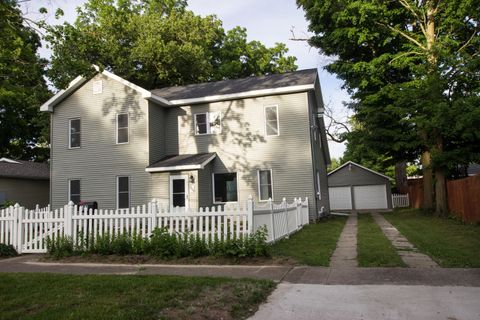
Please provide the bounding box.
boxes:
[1,255,479,286]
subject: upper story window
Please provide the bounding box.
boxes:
[258,170,273,201]
[264,105,279,136]
[194,112,221,135]
[69,118,81,148]
[69,179,81,204]
[116,113,129,144]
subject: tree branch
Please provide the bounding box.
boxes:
[376,22,427,51]
[323,102,350,143]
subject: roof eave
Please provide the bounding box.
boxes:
[40,76,87,112]
[328,161,393,180]
[167,84,315,106]
[145,153,216,173]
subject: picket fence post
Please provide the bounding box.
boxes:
[268,198,275,242]
[294,197,299,230]
[247,195,253,234]
[305,197,309,225]
[14,203,23,254]
[150,200,158,234]
[64,201,74,238]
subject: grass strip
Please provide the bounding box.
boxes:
[271,216,347,266]
[357,213,406,267]
[384,208,480,267]
[0,273,275,320]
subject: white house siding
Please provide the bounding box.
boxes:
[50,74,154,209]
[161,92,318,219]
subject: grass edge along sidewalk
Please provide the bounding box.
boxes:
[270,216,347,266]
[357,213,406,268]
[0,273,275,320]
[383,208,480,268]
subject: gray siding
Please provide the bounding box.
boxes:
[328,164,393,209]
[163,92,317,218]
[0,178,49,209]
[148,101,166,164]
[308,91,330,216]
[50,74,152,209]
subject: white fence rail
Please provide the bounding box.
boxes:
[0,196,309,253]
[392,194,410,208]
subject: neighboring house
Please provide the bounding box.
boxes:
[40,68,331,220]
[0,158,49,209]
[328,161,393,212]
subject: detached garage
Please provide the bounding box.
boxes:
[328,161,393,212]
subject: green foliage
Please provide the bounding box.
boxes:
[0,0,51,161]
[46,227,270,259]
[45,0,297,90]
[298,0,480,174]
[0,200,16,209]
[0,243,17,257]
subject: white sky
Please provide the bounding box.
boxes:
[21,0,349,158]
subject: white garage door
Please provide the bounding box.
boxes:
[329,187,352,210]
[353,185,388,210]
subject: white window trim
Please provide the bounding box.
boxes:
[257,169,274,202]
[116,176,131,209]
[68,118,81,149]
[194,112,221,136]
[92,80,103,94]
[169,175,189,210]
[212,172,238,204]
[264,105,280,136]
[68,179,81,203]
[116,113,129,144]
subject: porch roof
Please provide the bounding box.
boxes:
[145,153,216,173]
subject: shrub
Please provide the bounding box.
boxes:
[46,227,270,260]
[0,243,18,257]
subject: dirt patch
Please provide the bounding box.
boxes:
[41,254,297,266]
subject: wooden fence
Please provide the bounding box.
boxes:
[0,196,309,253]
[406,176,480,223]
[447,175,480,223]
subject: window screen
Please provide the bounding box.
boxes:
[213,173,238,203]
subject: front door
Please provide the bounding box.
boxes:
[170,176,188,209]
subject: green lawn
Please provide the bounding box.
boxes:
[384,208,480,267]
[0,273,275,320]
[357,213,406,267]
[270,216,347,266]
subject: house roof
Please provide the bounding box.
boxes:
[328,161,392,180]
[146,153,216,172]
[151,69,318,105]
[0,158,49,180]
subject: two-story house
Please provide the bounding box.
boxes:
[40,68,331,220]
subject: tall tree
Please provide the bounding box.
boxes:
[45,0,297,90]
[298,0,480,215]
[0,0,51,161]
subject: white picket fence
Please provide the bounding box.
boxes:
[0,196,309,253]
[392,194,410,208]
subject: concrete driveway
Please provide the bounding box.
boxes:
[251,283,480,320]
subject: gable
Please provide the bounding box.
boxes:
[328,161,391,187]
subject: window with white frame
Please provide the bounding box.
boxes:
[69,118,81,148]
[194,112,221,135]
[258,170,273,201]
[69,179,81,204]
[264,105,279,136]
[213,173,237,203]
[316,171,322,199]
[117,176,130,209]
[92,80,103,94]
[116,113,129,144]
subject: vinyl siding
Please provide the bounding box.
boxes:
[0,178,49,209]
[50,74,152,209]
[163,92,317,218]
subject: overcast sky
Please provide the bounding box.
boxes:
[21,0,350,158]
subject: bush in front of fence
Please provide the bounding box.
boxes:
[46,226,270,260]
[0,243,18,257]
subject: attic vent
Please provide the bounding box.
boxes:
[92,80,103,94]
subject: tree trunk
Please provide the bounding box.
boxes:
[433,136,448,216]
[395,161,408,194]
[421,150,434,210]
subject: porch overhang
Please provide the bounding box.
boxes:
[145,153,216,173]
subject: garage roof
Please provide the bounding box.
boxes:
[0,158,49,180]
[328,161,392,180]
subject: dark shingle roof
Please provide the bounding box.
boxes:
[0,159,49,180]
[151,69,318,101]
[147,153,216,171]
